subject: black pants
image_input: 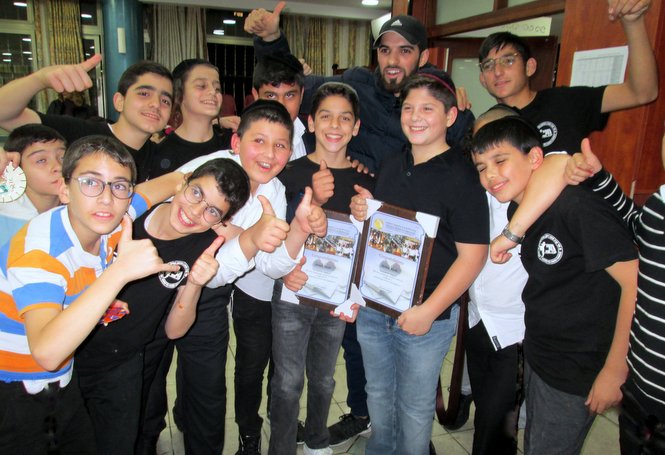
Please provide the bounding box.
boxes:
[78,352,144,455]
[232,285,273,437]
[0,373,96,455]
[341,321,368,417]
[139,285,232,455]
[465,320,519,455]
[619,378,665,455]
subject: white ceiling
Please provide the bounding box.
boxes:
[140,0,392,20]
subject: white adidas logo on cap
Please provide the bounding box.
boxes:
[391,19,402,26]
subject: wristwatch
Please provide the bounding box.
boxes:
[501,224,524,244]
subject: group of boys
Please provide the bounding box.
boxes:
[0,0,663,455]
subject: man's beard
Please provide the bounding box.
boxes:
[380,62,420,95]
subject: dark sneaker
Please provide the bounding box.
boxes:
[328,413,371,447]
[235,434,261,455]
[297,420,306,445]
[443,393,473,431]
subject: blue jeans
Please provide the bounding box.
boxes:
[357,305,459,455]
[269,282,346,455]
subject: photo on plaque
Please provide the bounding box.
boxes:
[295,211,360,311]
[355,202,438,318]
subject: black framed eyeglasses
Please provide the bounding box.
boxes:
[75,177,134,199]
[479,52,520,72]
[183,183,224,225]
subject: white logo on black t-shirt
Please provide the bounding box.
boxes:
[158,260,189,289]
[537,121,557,147]
[537,234,563,265]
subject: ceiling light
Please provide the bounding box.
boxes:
[27,57,32,61]
[223,19,236,25]
[2,53,11,56]
[213,29,225,35]
[13,2,28,7]
[81,13,93,19]
[362,0,379,5]
[22,37,31,42]
[23,51,32,55]
[3,59,11,62]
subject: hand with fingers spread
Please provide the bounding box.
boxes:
[295,187,327,237]
[312,160,334,206]
[188,236,225,287]
[112,214,181,282]
[350,184,373,222]
[565,139,602,185]
[245,195,290,253]
[608,0,650,22]
[244,1,285,41]
[346,156,371,175]
[283,256,308,292]
[36,54,102,94]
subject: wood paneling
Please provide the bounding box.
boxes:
[556,0,664,197]
[428,0,564,38]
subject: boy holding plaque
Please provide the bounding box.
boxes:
[270,82,374,455]
[350,69,488,455]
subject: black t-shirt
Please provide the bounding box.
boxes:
[38,112,156,183]
[278,156,375,222]
[75,204,217,374]
[516,185,637,396]
[149,126,233,179]
[373,146,489,316]
[519,86,608,155]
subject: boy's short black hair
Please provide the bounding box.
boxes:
[117,61,173,96]
[4,124,66,154]
[472,116,542,156]
[310,82,360,120]
[252,52,304,91]
[169,59,220,128]
[188,158,250,224]
[237,99,294,145]
[479,32,532,63]
[400,67,457,112]
[62,135,137,183]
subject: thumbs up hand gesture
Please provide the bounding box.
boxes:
[311,159,334,206]
[37,54,102,93]
[295,187,327,238]
[246,195,290,253]
[113,214,180,283]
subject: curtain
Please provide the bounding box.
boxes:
[283,16,371,76]
[151,4,207,71]
[32,0,84,108]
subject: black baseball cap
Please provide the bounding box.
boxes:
[373,15,427,51]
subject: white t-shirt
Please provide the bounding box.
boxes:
[467,193,527,350]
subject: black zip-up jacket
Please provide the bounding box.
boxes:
[253,32,474,173]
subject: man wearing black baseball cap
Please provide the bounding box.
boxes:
[244,1,473,174]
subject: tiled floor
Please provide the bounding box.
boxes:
[156,314,621,455]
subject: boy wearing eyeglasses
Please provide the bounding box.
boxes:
[0,135,185,454]
[477,2,656,155]
[75,157,252,455]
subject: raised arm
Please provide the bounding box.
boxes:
[601,0,658,112]
[165,237,224,339]
[0,55,101,132]
[21,215,179,371]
